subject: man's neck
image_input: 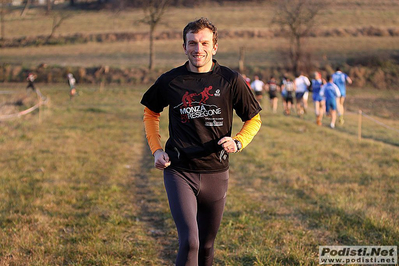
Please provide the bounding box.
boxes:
[187,61,215,73]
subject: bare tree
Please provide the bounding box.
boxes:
[272,0,324,74]
[21,0,32,17]
[46,12,72,43]
[137,0,170,70]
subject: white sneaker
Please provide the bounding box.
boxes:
[330,123,335,128]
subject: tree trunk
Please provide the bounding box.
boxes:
[46,0,52,15]
[149,25,155,70]
[294,35,302,75]
[21,0,32,17]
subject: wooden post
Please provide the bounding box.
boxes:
[239,47,245,73]
[358,110,362,141]
[100,65,109,92]
[38,93,42,124]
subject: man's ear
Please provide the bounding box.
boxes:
[212,43,218,55]
[183,43,187,55]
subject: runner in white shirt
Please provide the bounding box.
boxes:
[294,72,310,116]
[250,75,265,106]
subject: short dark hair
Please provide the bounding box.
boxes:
[327,74,332,81]
[183,17,218,47]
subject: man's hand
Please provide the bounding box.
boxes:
[153,149,171,170]
[218,137,237,153]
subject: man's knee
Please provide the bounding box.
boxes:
[200,242,214,256]
[180,234,199,254]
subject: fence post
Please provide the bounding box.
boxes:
[358,110,362,141]
[38,93,42,124]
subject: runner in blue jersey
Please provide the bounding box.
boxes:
[332,67,352,125]
[320,75,341,128]
[311,72,326,126]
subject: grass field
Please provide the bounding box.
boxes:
[0,84,398,265]
[2,36,399,69]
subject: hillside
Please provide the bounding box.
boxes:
[1,1,399,89]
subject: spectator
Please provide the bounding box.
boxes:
[68,73,77,100]
[26,73,37,93]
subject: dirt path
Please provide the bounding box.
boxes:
[133,140,177,265]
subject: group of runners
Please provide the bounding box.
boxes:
[244,67,352,128]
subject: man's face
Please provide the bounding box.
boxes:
[183,28,218,73]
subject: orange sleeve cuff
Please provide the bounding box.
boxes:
[233,113,261,150]
[143,107,163,155]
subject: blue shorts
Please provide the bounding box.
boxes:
[313,93,324,102]
[339,89,346,97]
[296,92,305,99]
[326,98,337,113]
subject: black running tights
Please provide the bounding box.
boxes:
[164,168,229,266]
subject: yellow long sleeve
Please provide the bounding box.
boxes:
[233,113,262,150]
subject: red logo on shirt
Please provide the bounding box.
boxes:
[178,86,221,124]
[182,91,197,107]
[199,86,213,104]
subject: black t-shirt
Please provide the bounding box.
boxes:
[141,60,262,173]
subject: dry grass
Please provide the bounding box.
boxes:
[1,36,398,69]
[0,84,398,265]
[4,0,399,38]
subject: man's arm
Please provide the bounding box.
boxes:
[143,107,170,170]
[218,113,262,153]
[346,75,353,85]
[334,84,341,97]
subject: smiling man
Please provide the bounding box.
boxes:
[141,17,262,266]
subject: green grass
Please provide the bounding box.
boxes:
[0,84,398,265]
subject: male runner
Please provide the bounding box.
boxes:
[311,72,326,126]
[320,75,341,128]
[332,67,352,124]
[141,18,262,266]
[266,76,280,114]
[250,75,265,105]
[281,77,295,115]
[294,72,310,116]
